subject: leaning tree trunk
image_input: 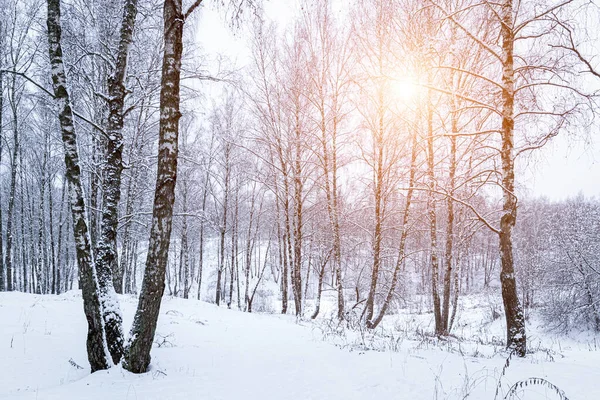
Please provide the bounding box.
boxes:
[47,0,109,372]
[311,255,328,320]
[122,0,184,373]
[499,0,526,357]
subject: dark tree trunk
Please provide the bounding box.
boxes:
[122,0,184,373]
[47,0,109,372]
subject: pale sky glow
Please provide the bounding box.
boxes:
[521,134,600,200]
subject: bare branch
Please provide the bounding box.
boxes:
[183,0,203,22]
[0,69,109,138]
[400,186,501,234]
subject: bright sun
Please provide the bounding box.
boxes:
[391,79,419,102]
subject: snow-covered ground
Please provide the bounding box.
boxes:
[1,291,599,400]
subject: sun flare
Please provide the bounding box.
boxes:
[391,79,419,102]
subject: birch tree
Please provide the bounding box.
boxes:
[46,0,110,372]
[123,0,205,373]
[429,0,592,355]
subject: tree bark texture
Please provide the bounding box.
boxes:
[122,0,183,373]
[47,0,109,372]
[499,0,526,357]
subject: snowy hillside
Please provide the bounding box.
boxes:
[1,292,599,400]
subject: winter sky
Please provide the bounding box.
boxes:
[194,0,600,201]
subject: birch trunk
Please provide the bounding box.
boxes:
[441,121,457,334]
[216,162,230,306]
[180,182,190,299]
[228,187,238,308]
[365,91,385,326]
[0,70,4,291]
[36,147,48,293]
[318,101,344,320]
[5,74,19,292]
[426,89,443,336]
[292,125,303,316]
[49,168,57,294]
[196,160,211,300]
[46,0,110,372]
[499,0,526,357]
[94,0,139,365]
[123,0,184,373]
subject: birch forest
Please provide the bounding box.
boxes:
[1,0,600,382]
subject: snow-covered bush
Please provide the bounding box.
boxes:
[515,197,600,333]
